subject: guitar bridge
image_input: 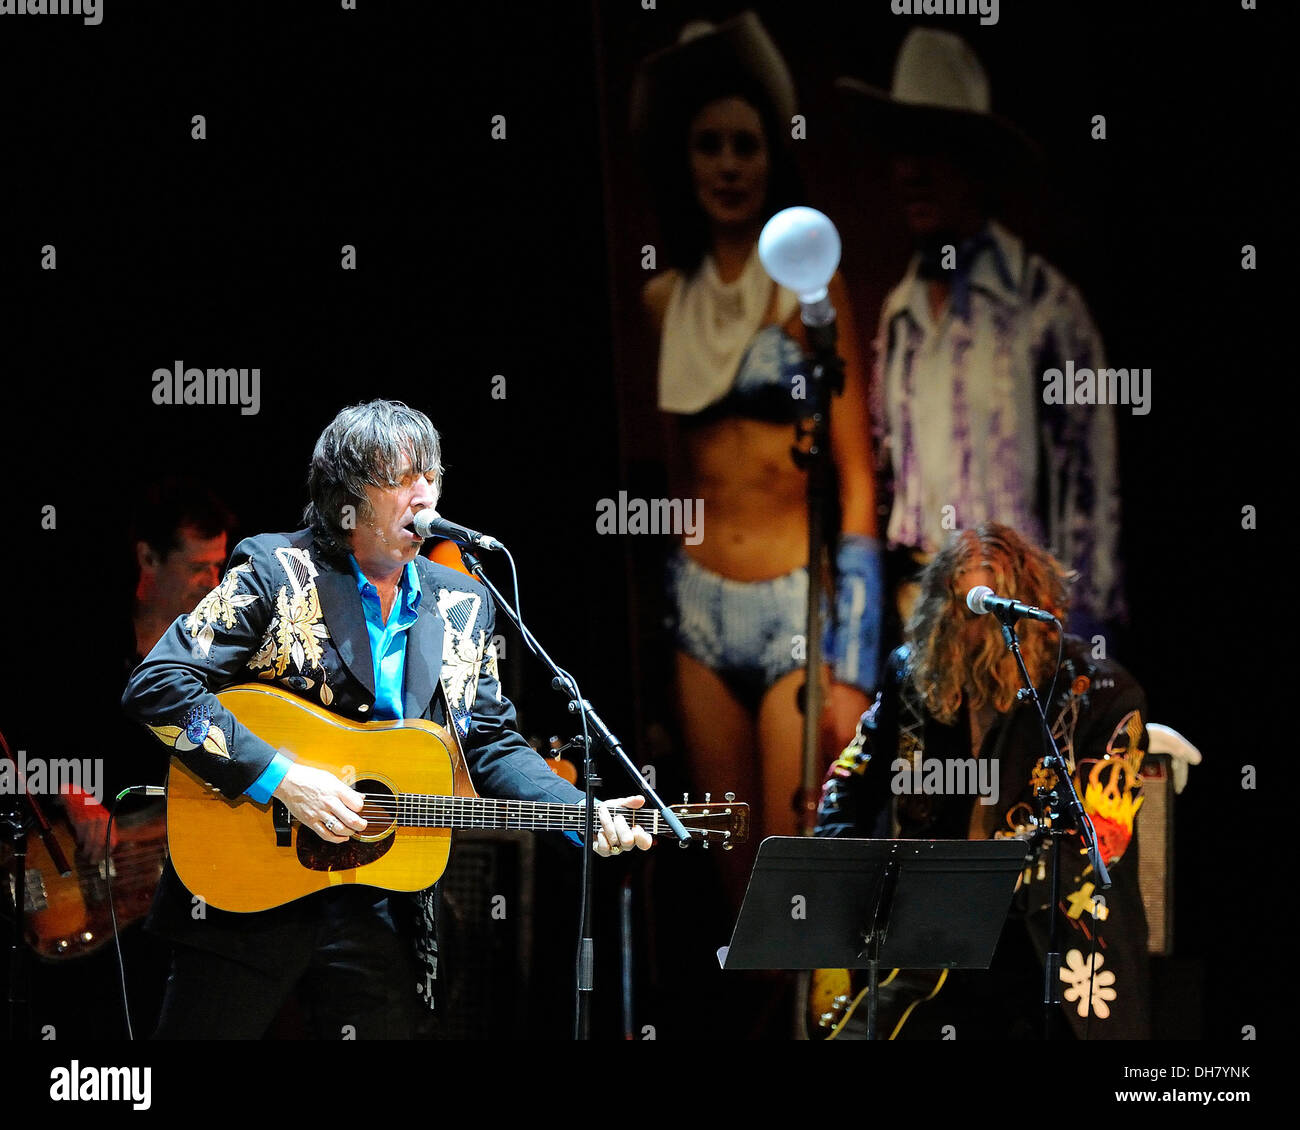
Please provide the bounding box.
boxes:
[271,799,292,847]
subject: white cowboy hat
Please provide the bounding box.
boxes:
[836,28,1040,175]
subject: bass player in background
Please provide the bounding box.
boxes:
[1,479,236,1038]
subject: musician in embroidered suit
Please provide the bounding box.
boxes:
[122,399,651,1039]
[815,524,1150,1039]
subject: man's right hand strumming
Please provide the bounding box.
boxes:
[272,762,367,843]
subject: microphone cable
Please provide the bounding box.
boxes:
[107,784,165,1041]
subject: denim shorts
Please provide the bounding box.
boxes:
[666,549,832,712]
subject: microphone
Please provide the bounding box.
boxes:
[965,585,1058,624]
[412,509,504,552]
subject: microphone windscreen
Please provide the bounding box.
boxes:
[965,585,994,615]
[412,508,441,539]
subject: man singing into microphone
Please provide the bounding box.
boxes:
[815,523,1151,1038]
[123,399,652,1039]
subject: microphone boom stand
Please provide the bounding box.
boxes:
[993,609,1110,1038]
[792,314,844,835]
[456,548,690,1041]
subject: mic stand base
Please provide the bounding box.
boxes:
[3,802,31,1041]
[455,547,689,1041]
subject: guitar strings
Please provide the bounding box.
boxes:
[352,795,709,822]
[348,791,726,820]
[326,795,733,837]
[29,844,167,876]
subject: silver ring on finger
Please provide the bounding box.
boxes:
[325,818,336,832]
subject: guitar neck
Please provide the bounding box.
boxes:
[391,797,660,835]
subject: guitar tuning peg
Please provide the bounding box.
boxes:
[704,792,711,804]
[682,792,689,805]
[701,840,710,849]
[722,842,733,851]
[724,791,735,802]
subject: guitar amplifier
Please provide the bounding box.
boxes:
[1137,752,1174,955]
[436,829,536,1039]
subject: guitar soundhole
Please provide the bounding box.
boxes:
[354,778,397,838]
[296,777,398,873]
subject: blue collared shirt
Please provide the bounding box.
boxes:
[244,557,422,802]
[348,556,423,722]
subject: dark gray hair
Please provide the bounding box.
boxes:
[304,399,443,560]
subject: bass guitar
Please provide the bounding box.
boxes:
[7,808,166,960]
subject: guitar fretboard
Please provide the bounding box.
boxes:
[383,796,662,835]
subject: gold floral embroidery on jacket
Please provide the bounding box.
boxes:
[247,547,331,692]
[273,584,328,675]
[185,562,258,659]
[482,637,502,703]
[437,589,484,716]
[147,721,230,759]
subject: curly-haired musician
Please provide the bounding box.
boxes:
[816,523,1149,1038]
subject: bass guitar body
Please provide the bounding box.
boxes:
[13,810,167,960]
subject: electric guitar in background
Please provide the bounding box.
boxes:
[167,684,749,913]
[804,965,948,1040]
[803,829,1038,1039]
[6,807,167,960]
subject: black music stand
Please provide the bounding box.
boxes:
[718,836,1030,1040]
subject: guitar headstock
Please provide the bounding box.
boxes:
[666,792,750,849]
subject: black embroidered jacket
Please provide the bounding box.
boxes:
[121,529,584,999]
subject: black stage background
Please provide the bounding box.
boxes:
[0,0,1289,1061]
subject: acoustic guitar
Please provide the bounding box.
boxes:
[167,683,749,912]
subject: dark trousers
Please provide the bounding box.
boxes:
[153,888,425,1039]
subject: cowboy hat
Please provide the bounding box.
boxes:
[630,11,797,152]
[836,28,1039,173]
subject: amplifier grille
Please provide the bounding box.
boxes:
[436,830,535,1038]
[1137,753,1174,955]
